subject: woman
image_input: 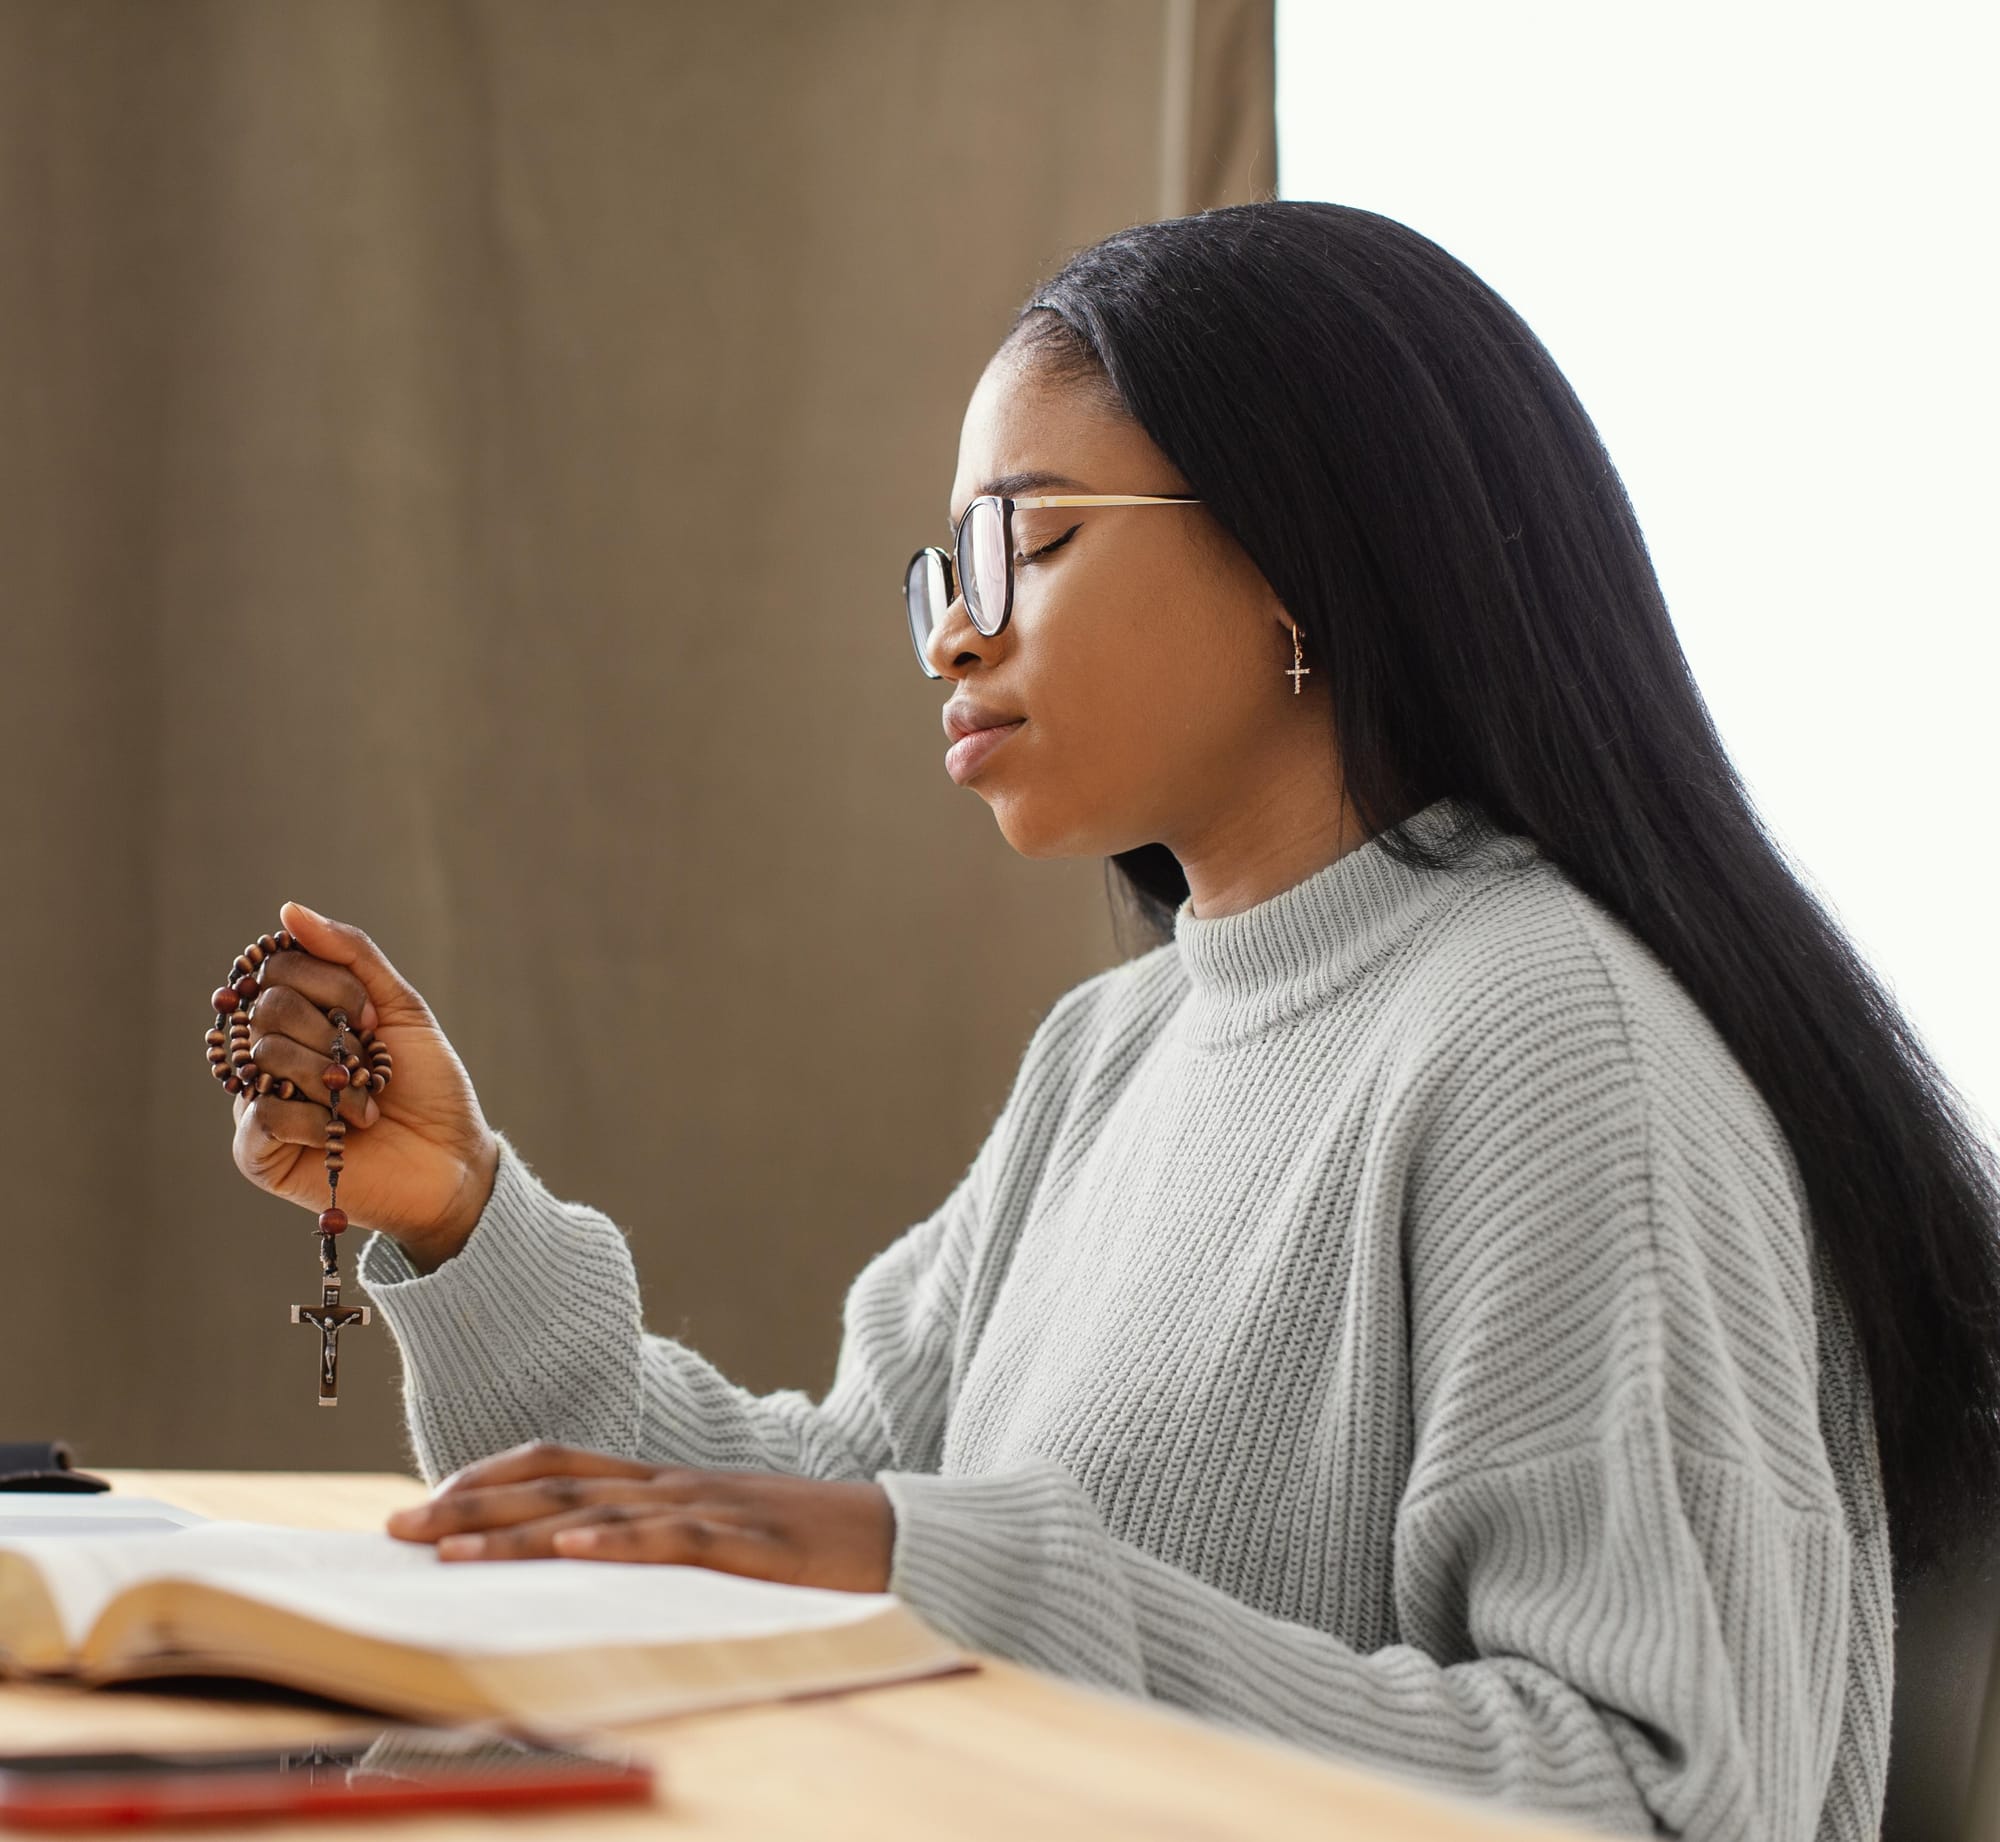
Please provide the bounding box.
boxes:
[231,202,2000,1841]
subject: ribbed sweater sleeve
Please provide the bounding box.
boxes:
[358,1130,982,1486]
[875,890,1856,1840]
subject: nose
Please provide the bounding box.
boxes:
[922,582,989,681]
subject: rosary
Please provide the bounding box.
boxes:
[206,926,395,1406]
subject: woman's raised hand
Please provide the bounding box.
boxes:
[229,901,500,1274]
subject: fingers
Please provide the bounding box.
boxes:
[392,1472,672,1544]
[250,1037,374,1125]
[253,952,373,1041]
[387,1445,736,1536]
[547,1513,784,1575]
[425,1441,669,1503]
[239,1091,357,1152]
[441,1501,787,1578]
[388,1476,688,1543]
[247,990,375,1126]
[233,1093,299,1183]
[278,902,432,1032]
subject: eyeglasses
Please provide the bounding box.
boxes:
[903,493,1203,679]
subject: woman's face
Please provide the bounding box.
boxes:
[927,346,1334,879]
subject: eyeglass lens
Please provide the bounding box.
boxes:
[906,499,1009,674]
[905,550,948,672]
[957,498,1007,633]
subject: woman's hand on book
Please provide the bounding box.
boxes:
[384,1443,896,1592]
[228,902,501,1275]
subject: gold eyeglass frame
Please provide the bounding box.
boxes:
[904,493,1202,679]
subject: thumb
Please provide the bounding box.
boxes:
[278,901,431,1033]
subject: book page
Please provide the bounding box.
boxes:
[0,1521,899,1657]
[0,1493,206,1541]
[0,1522,416,1649]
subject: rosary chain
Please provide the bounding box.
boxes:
[204,927,396,1240]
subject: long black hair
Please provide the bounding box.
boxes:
[1007,199,2000,1584]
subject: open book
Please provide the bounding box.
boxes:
[0,1520,973,1727]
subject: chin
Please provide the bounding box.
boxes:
[986,794,1117,863]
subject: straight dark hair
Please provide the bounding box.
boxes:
[1008,199,2000,1584]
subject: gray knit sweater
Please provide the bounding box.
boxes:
[358,795,1891,1840]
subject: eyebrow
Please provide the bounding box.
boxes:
[947,470,1090,536]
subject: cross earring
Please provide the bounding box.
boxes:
[1286,623,1311,695]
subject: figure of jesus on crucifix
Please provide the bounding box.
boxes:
[292,1230,370,1406]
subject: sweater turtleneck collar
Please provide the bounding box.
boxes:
[1171,795,1541,1045]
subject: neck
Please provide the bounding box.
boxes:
[1169,748,1371,920]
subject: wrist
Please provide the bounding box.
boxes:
[398,1133,501,1276]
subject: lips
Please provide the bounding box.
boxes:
[943,717,1024,785]
[943,699,1025,742]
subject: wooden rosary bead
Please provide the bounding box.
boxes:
[322,1064,350,1091]
[319,1209,348,1235]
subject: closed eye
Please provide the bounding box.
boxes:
[1018,523,1082,564]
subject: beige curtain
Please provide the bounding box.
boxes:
[0,0,1275,1471]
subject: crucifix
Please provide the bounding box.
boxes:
[1285,623,1311,695]
[291,1230,371,1407]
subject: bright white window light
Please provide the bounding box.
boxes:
[1277,0,1999,1142]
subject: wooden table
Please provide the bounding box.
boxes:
[0,1471,1598,1840]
